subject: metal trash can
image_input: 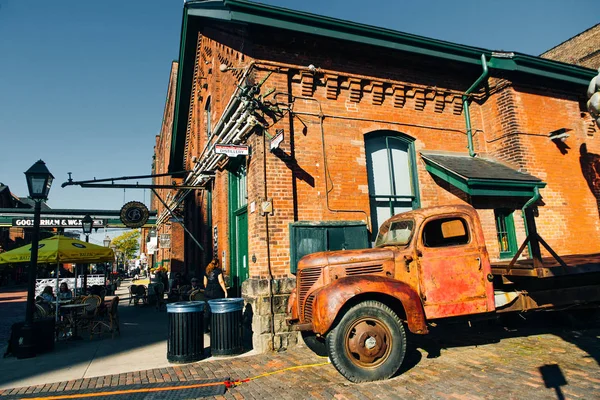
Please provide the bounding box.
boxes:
[208,298,244,356]
[167,301,205,363]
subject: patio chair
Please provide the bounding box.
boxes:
[34,303,48,319]
[133,285,147,306]
[128,284,138,305]
[190,290,205,301]
[178,285,191,301]
[90,296,120,339]
[77,295,101,332]
[153,283,166,311]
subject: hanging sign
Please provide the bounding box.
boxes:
[120,201,149,228]
[12,218,105,228]
[215,143,250,157]
[270,129,284,151]
[147,236,158,254]
[159,234,171,249]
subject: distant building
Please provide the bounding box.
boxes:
[541,23,600,70]
[149,61,187,277]
[0,183,54,284]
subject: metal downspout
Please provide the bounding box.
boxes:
[463,54,489,157]
[521,186,540,245]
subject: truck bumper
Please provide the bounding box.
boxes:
[285,319,313,331]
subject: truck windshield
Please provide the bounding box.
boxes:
[375,220,414,247]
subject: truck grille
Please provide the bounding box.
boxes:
[304,294,315,322]
[298,267,322,320]
[345,264,383,276]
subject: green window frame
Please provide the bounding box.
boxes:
[365,131,420,241]
[494,209,517,259]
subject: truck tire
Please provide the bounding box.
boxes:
[326,300,406,382]
[301,331,328,357]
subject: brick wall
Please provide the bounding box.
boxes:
[541,23,600,70]
[160,20,600,352]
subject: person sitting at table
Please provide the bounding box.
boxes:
[184,278,201,299]
[58,282,73,301]
[40,286,55,303]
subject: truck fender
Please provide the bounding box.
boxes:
[311,275,428,335]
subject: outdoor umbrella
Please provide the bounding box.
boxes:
[0,235,114,264]
[0,235,115,320]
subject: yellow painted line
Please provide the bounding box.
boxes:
[24,381,224,400]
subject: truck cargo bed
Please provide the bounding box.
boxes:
[491,253,600,278]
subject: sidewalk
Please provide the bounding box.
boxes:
[1,282,599,399]
[0,280,256,391]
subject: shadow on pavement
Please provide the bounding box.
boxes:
[406,310,600,371]
[0,281,175,389]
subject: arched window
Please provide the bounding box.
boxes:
[365,131,420,240]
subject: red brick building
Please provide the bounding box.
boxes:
[155,1,598,352]
[149,61,187,276]
[541,23,600,70]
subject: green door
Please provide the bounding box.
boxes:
[229,161,248,297]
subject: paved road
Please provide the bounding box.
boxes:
[1,310,598,399]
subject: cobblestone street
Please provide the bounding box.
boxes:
[1,312,598,399]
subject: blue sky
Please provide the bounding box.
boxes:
[0,0,597,220]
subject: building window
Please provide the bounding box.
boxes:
[495,209,517,259]
[365,132,419,241]
[205,97,212,139]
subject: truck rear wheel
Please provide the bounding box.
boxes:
[326,300,406,382]
[301,331,328,357]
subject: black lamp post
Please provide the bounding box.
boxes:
[81,214,93,294]
[110,244,117,289]
[21,160,53,359]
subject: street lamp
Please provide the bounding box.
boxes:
[21,160,53,358]
[81,214,94,293]
[110,244,117,289]
[103,235,111,248]
[82,214,93,240]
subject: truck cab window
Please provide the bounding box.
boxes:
[423,217,469,248]
[375,219,414,247]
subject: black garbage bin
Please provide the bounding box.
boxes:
[8,318,55,359]
[208,298,244,356]
[167,301,205,363]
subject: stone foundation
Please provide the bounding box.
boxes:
[241,277,298,353]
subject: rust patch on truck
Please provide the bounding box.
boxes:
[311,275,428,335]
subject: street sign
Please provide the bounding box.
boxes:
[12,218,105,228]
[270,129,284,151]
[214,144,250,157]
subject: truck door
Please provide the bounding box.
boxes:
[417,214,490,319]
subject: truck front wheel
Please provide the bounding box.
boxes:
[326,300,406,382]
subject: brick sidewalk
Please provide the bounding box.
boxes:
[1,315,599,399]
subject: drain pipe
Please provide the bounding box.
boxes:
[521,186,540,256]
[463,54,488,157]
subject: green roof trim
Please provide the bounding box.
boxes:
[422,155,546,198]
[169,0,597,172]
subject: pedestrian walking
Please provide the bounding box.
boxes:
[203,259,227,333]
[203,259,227,300]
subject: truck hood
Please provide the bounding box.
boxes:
[298,247,395,270]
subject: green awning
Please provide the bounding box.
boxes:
[421,152,546,197]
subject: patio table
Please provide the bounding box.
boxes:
[59,303,87,340]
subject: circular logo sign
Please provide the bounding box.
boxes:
[120,201,149,228]
[72,243,86,249]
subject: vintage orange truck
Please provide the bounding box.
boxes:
[286,204,600,382]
